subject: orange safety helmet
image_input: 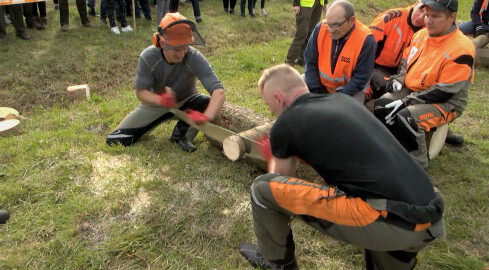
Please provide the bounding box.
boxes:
[152,12,205,50]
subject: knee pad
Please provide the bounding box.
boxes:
[373,97,394,123]
[184,94,211,112]
[391,110,420,152]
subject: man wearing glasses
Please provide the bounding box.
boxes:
[304,0,376,103]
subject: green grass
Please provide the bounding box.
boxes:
[1,0,488,269]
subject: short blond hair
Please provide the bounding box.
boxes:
[257,64,306,95]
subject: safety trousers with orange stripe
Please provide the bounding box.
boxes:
[250,173,446,270]
[373,88,457,169]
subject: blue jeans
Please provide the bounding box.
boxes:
[87,0,95,8]
[458,21,489,35]
[134,0,151,18]
[240,0,253,14]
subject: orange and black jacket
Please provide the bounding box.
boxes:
[369,4,423,69]
[393,26,475,117]
[471,0,489,28]
[304,19,376,96]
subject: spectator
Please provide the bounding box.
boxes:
[240,0,255,17]
[374,0,475,169]
[367,1,425,100]
[107,0,133,34]
[0,4,31,40]
[59,0,94,31]
[284,0,324,66]
[32,1,48,30]
[458,0,489,37]
[157,0,171,24]
[304,0,376,104]
[87,0,98,16]
[223,0,236,14]
[253,0,267,16]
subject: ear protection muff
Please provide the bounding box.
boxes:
[152,25,164,48]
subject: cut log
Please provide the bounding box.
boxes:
[67,84,90,100]
[0,119,23,137]
[475,48,489,68]
[472,34,489,49]
[205,102,272,148]
[0,107,19,120]
[223,122,273,161]
[4,114,19,120]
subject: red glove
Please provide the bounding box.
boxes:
[185,109,210,125]
[158,87,177,108]
[256,135,272,161]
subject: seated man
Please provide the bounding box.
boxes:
[106,12,225,152]
[458,0,489,38]
[368,1,425,99]
[238,64,445,270]
[374,0,475,169]
[304,0,376,104]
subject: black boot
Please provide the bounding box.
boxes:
[445,129,464,145]
[171,122,197,153]
[238,243,298,270]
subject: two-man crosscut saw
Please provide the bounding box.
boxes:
[170,108,263,160]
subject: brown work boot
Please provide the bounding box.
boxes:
[83,21,94,28]
[61,24,69,32]
[33,16,42,30]
[40,17,48,29]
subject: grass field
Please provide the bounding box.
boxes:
[1,0,488,269]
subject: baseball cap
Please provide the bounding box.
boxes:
[420,0,457,12]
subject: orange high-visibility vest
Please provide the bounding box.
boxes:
[404,28,475,92]
[479,0,489,20]
[317,19,372,93]
[369,5,418,68]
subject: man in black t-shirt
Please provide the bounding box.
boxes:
[238,64,446,270]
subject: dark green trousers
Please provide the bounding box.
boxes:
[0,4,27,37]
[59,0,89,26]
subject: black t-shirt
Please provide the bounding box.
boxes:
[270,93,434,205]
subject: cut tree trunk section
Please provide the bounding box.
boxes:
[0,119,23,137]
[223,122,272,161]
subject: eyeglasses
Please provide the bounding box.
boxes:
[325,18,348,29]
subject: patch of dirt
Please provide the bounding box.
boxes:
[79,220,107,247]
[129,189,151,216]
[89,152,154,217]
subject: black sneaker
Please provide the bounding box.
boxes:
[0,210,10,224]
[171,135,197,153]
[249,12,256,17]
[445,129,464,145]
[238,243,298,270]
[229,9,234,14]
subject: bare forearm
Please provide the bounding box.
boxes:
[203,89,225,120]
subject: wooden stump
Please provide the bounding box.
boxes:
[67,84,90,100]
[0,107,19,121]
[0,119,23,136]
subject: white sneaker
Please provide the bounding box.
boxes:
[111,26,120,35]
[261,9,268,16]
[121,25,133,33]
